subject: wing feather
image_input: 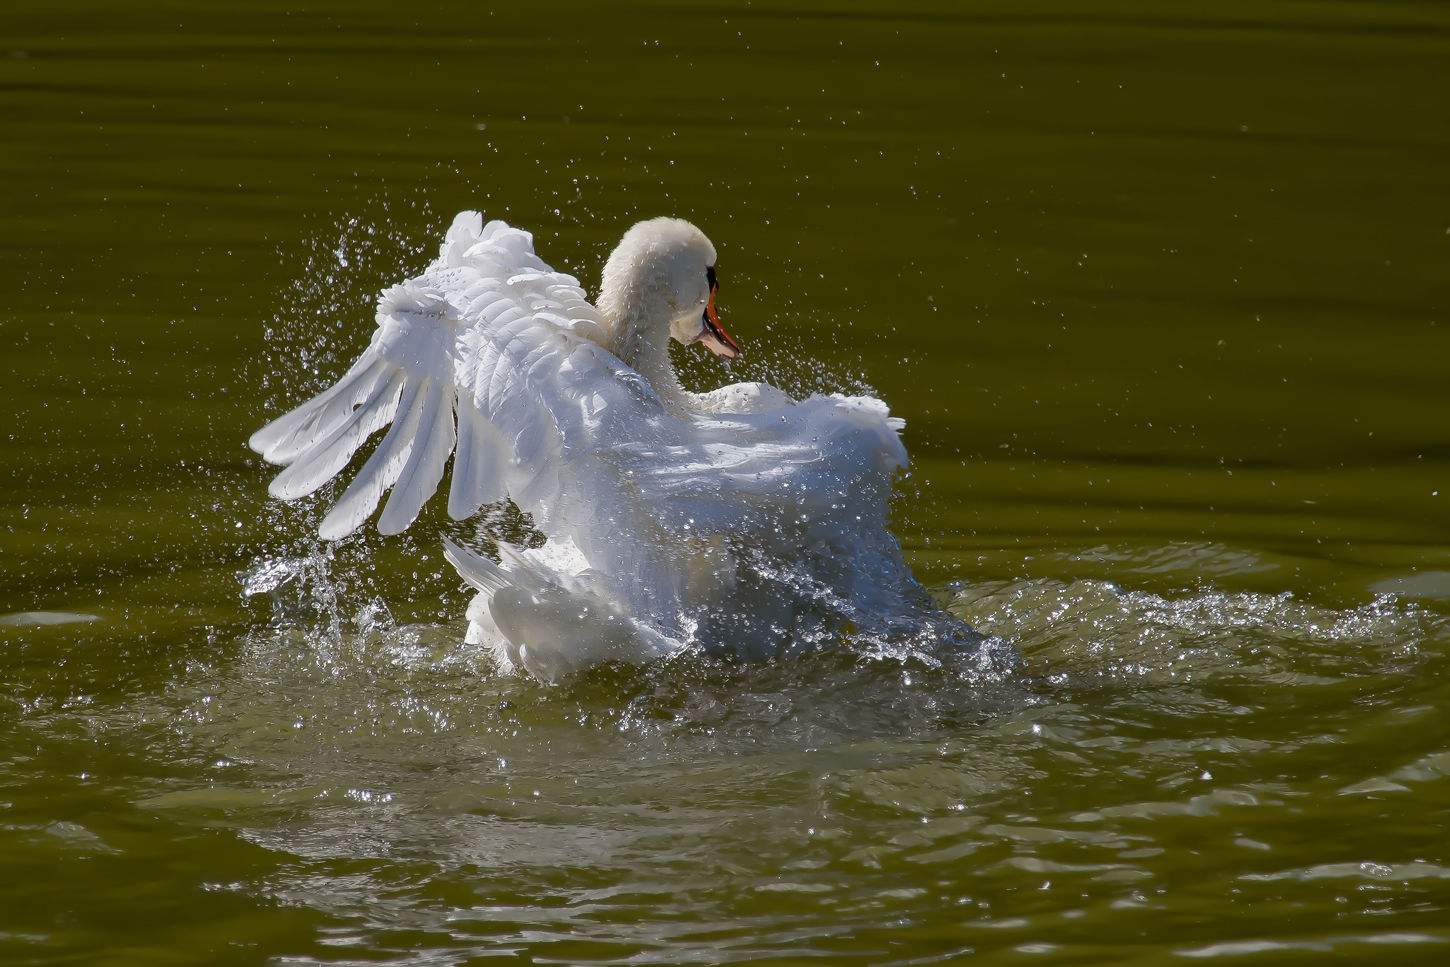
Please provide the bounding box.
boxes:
[318,377,425,541]
[266,367,406,500]
[254,211,885,552]
[378,379,456,535]
[248,212,599,538]
[249,352,388,464]
[448,393,509,519]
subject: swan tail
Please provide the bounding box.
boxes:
[443,536,515,595]
[442,537,685,684]
[442,537,555,597]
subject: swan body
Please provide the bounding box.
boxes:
[251,211,925,680]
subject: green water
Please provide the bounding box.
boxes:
[4,0,1450,962]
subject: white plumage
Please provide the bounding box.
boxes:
[251,211,935,682]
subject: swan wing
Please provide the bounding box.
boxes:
[251,209,906,571]
[522,387,908,630]
[596,392,907,539]
[249,211,613,539]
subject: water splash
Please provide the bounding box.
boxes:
[948,577,1440,686]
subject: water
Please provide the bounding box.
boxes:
[4,0,1450,962]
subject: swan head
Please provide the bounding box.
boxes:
[601,217,740,359]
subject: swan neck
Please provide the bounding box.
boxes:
[598,277,693,418]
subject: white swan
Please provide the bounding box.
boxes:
[250,212,930,682]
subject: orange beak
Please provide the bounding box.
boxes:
[696,285,740,359]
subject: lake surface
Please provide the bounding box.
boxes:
[4,1,1450,962]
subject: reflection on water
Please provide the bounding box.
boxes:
[1369,572,1450,600]
[4,0,1450,962]
[0,611,102,627]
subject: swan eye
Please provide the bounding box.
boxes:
[706,265,717,293]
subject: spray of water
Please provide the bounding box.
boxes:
[240,202,995,678]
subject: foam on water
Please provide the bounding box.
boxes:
[948,578,1433,686]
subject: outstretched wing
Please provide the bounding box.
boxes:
[249,211,615,540]
[250,207,910,591]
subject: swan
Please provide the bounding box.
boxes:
[249,211,933,682]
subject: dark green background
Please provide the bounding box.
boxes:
[4,2,1450,963]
